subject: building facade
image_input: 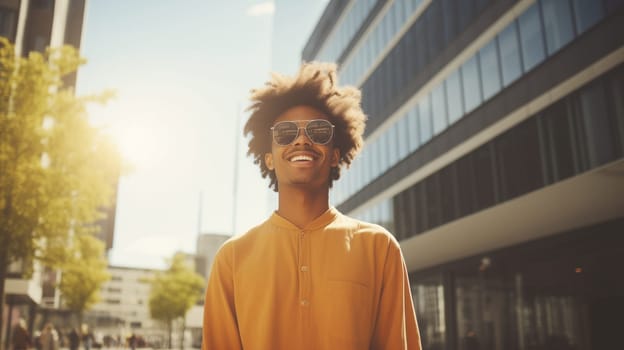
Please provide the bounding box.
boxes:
[304,0,624,349]
[87,265,165,347]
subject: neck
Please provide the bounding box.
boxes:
[276,185,330,228]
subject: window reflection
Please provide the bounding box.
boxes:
[571,0,604,34]
[498,22,523,87]
[479,40,502,101]
[431,84,448,135]
[541,0,574,54]
[461,55,482,113]
[412,274,446,350]
[419,94,433,144]
[455,257,507,350]
[446,69,464,124]
[518,4,546,71]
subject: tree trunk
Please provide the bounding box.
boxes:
[167,320,172,349]
[180,317,186,350]
[0,245,9,350]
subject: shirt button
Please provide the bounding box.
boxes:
[300,266,309,272]
[300,299,309,306]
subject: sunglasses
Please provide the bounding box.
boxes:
[270,119,335,146]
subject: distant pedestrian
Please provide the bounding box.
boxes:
[68,328,80,350]
[128,333,137,350]
[39,323,59,350]
[12,318,32,350]
[80,324,94,350]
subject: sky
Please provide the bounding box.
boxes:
[76,0,327,270]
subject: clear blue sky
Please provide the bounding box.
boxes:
[76,0,327,269]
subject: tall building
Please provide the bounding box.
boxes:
[1,0,119,344]
[304,0,624,349]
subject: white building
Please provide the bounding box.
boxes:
[87,266,166,347]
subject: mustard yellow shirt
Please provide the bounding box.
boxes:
[202,207,421,350]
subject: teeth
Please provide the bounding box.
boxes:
[290,155,313,162]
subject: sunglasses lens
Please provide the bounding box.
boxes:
[306,120,333,144]
[273,122,299,145]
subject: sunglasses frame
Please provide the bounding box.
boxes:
[270,119,335,146]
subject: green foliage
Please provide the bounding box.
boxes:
[148,253,205,347]
[0,36,121,269]
[58,234,110,316]
[0,36,124,341]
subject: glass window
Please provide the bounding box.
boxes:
[398,115,410,160]
[541,0,575,55]
[419,95,433,144]
[498,22,523,87]
[408,107,420,152]
[431,83,448,135]
[426,0,444,59]
[456,154,476,217]
[494,119,543,200]
[388,122,400,166]
[367,142,376,183]
[412,274,447,349]
[383,15,393,43]
[392,1,402,34]
[353,159,362,195]
[609,66,624,154]
[372,138,381,179]
[518,3,546,71]
[439,165,457,223]
[0,11,16,40]
[579,80,617,167]
[458,0,476,32]
[360,147,369,187]
[461,55,482,114]
[542,102,577,181]
[382,199,394,234]
[442,0,458,46]
[571,0,604,34]
[424,174,441,230]
[479,39,502,101]
[473,144,496,209]
[455,258,507,350]
[380,133,390,173]
[446,69,464,124]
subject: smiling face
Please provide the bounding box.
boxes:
[264,105,340,192]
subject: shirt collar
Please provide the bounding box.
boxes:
[269,206,340,231]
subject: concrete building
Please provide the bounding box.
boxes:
[195,233,230,281]
[87,265,165,347]
[304,0,624,349]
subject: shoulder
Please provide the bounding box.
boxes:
[339,214,399,244]
[213,221,268,259]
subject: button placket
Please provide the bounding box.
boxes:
[299,230,310,308]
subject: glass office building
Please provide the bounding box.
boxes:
[303,0,624,349]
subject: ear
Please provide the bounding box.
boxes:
[330,148,340,167]
[265,153,274,171]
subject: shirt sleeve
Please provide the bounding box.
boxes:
[202,241,243,350]
[371,241,422,350]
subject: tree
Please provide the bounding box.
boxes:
[0,37,120,341]
[149,253,205,350]
[57,234,110,325]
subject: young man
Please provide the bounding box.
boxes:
[203,62,421,350]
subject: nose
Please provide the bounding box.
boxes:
[293,126,312,145]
